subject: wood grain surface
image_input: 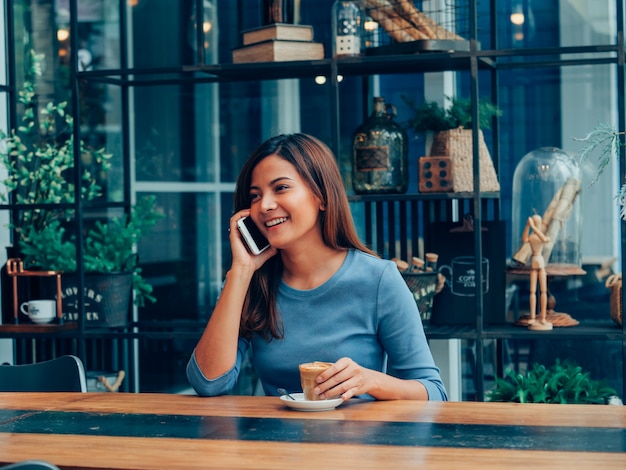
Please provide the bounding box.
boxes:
[0,393,624,469]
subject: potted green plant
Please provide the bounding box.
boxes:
[404,96,502,134]
[403,96,503,192]
[0,51,163,326]
[487,359,621,405]
[16,196,162,308]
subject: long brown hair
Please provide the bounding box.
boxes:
[234,133,375,340]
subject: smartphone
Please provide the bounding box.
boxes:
[237,216,270,255]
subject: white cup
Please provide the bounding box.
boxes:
[20,300,56,324]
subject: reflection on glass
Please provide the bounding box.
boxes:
[138,191,222,322]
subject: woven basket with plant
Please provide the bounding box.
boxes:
[403,96,502,192]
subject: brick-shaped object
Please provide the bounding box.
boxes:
[419,156,453,193]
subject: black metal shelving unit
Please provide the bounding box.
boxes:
[1,0,624,399]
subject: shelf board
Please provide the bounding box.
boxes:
[76,52,483,86]
[335,51,484,75]
[0,320,205,340]
[347,191,499,203]
[424,324,476,339]
[423,321,623,341]
[3,319,620,341]
[73,43,621,87]
[77,61,334,86]
[485,321,624,341]
[481,44,619,70]
[0,322,78,334]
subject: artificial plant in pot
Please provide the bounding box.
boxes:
[0,51,162,327]
[404,96,502,192]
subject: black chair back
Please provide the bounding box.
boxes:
[0,461,60,470]
[0,355,87,392]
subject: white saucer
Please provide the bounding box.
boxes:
[279,392,344,411]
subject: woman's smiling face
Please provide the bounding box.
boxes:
[249,154,324,251]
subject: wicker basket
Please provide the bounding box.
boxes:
[401,271,439,323]
[606,273,622,326]
[429,128,500,192]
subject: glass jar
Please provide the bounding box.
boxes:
[352,97,408,194]
[511,147,583,269]
[332,0,363,57]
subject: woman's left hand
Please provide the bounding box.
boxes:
[314,357,374,401]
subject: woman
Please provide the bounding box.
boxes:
[187,133,447,401]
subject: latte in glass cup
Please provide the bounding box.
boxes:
[298,361,333,401]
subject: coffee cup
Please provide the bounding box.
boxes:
[20,300,56,324]
[299,361,333,401]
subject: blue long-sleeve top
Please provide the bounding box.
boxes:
[187,249,448,401]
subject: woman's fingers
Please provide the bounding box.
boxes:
[316,358,366,400]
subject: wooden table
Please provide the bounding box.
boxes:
[0,392,625,469]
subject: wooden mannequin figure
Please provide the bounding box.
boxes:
[522,214,553,331]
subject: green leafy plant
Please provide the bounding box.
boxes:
[403,96,502,133]
[0,51,111,232]
[17,196,162,306]
[0,51,163,306]
[574,122,626,219]
[487,359,619,405]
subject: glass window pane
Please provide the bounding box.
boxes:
[56,0,122,71]
[138,191,223,320]
[82,82,125,203]
[131,0,220,68]
[491,1,617,49]
[497,63,618,259]
[134,83,219,183]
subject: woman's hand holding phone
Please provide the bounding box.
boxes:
[237,216,270,255]
[229,212,276,271]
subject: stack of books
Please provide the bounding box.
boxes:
[232,23,324,64]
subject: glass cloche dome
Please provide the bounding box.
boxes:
[511,147,583,270]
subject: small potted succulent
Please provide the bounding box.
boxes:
[0,51,163,326]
